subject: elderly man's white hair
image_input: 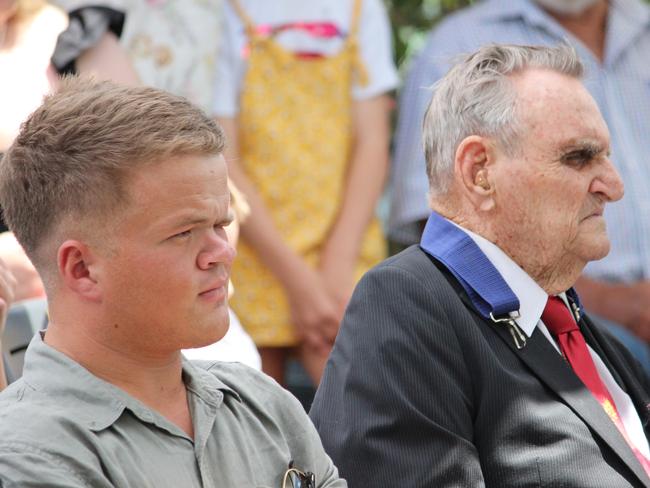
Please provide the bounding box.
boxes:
[423,43,583,197]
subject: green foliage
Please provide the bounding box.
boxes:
[386,0,476,71]
[386,0,650,71]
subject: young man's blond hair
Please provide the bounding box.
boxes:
[0,76,224,291]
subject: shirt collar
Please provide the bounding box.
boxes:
[610,0,650,26]
[452,222,547,337]
[482,0,650,54]
[183,358,242,407]
[482,0,649,23]
[605,0,650,64]
[21,332,240,432]
[481,0,562,24]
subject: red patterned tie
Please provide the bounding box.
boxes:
[542,296,650,476]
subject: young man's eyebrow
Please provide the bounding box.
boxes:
[170,216,212,227]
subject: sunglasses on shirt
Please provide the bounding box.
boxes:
[282,460,315,488]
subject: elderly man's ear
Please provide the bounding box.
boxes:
[455,136,496,212]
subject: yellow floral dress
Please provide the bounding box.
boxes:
[229,0,386,347]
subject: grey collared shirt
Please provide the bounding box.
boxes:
[0,333,346,487]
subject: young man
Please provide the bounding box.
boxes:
[0,77,345,487]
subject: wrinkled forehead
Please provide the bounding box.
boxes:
[511,69,610,148]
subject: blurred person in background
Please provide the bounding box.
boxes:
[388,0,650,371]
[0,0,137,157]
[55,0,222,115]
[118,0,222,116]
[0,0,138,302]
[214,0,398,386]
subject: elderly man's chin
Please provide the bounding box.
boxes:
[577,217,611,262]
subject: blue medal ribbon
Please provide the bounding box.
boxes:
[419,211,520,319]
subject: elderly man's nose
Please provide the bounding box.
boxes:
[591,160,624,203]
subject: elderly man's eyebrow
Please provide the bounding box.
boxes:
[558,142,607,163]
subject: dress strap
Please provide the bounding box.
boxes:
[228,0,256,37]
[348,0,369,86]
[349,0,363,38]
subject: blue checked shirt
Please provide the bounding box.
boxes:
[389,0,650,283]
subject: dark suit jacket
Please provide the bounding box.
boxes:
[310,246,650,487]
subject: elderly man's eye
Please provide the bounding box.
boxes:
[560,148,599,167]
[563,155,589,166]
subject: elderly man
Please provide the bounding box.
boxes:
[388,0,650,367]
[311,44,650,487]
[0,77,345,487]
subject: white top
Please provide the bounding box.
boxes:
[119,0,223,114]
[182,308,261,371]
[212,0,399,117]
[457,222,650,458]
[53,0,223,114]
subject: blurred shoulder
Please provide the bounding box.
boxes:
[29,2,68,36]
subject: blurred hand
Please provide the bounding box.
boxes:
[0,232,45,302]
[284,260,340,355]
[318,244,355,321]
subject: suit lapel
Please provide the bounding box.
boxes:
[487,317,650,486]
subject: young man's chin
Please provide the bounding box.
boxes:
[191,316,231,348]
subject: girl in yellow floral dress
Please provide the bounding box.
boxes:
[214,0,398,385]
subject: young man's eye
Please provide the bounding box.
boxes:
[173,229,192,239]
[214,218,234,231]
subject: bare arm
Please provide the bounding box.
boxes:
[75,31,140,85]
[0,258,17,392]
[216,118,339,353]
[319,95,392,310]
[0,356,5,392]
[575,275,650,342]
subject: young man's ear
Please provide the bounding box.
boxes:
[57,240,102,302]
[454,135,496,212]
